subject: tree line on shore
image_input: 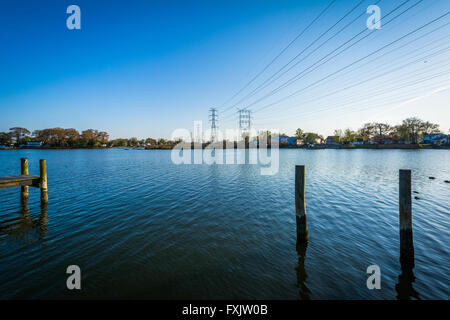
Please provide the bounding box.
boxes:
[0,127,110,147]
[0,127,174,148]
[295,117,446,144]
[0,117,447,148]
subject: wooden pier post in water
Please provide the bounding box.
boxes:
[20,158,29,202]
[0,159,45,202]
[40,159,48,204]
[399,169,414,265]
[295,165,308,243]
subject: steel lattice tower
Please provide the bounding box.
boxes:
[238,108,251,136]
[209,108,219,142]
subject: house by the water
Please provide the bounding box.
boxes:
[326,136,341,146]
[279,136,297,146]
[19,141,42,148]
[421,133,449,145]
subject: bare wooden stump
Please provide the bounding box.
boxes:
[295,165,308,243]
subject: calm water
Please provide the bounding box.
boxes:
[0,149,448,299]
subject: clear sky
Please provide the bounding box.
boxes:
[0,0,449,139]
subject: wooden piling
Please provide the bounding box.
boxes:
[40,159,48,204]
[20,158,29,201]
[295,165,308,243]
[399,169,414,265]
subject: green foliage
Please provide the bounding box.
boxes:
[109,138,128,147]
[128,137,139,147]
[304,132,319,144]
[0,132,12,145]
[336,118,441,144]
[145,138,157,145]
[9,127,30,145]
[343,129,357,143]
[295,128,305,139]
[394,117,440,144]
[27,128,108,148]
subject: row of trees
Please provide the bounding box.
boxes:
[0,127,109,148]
[294,118,445,145]
[294,129,324,144]
[108,137,172,147]
[335,118,442,144]
[0,127,31,146]
[2,118,446,148]
[0,127,175,148]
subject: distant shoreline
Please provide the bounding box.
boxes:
[1,144,449,151]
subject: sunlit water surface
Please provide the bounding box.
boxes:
[0,149,448,299]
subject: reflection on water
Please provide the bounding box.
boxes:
[396,259,420,300]
[0,149,448,299]
[0,197,48,246]
[396,210,419,299]
[296,242,311,300]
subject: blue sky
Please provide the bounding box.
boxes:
[0,0,449,139]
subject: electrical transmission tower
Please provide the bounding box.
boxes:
[194,121,202,144]
[209,108,219,142]
[238,108,251,137]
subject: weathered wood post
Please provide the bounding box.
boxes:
[40,159,48,204]
[20,158,29,202]
[295,165,308,243]
[399,169,414,266]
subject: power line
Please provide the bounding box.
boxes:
[228,0,371,110]
[320,79,450,123]
[255,69,450,125]
[219,0,337,112]
[218,2,449,130]
[254,81,450,127]
[256,38,450,120]
[219,0,387,122]
[220,27,449,126]
[247,0,422,111]
[251,10,450,115]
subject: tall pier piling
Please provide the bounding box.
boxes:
[295,165,308,243]
[399,169,414,266]
[20,158,29,202]
[0,158,48,205]
[40,159,48,204]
